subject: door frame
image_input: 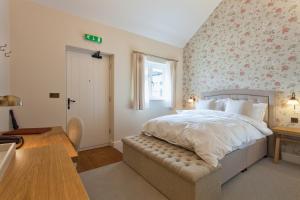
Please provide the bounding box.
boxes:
[65,45,115,150]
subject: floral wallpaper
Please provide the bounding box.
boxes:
[183,0,300,155]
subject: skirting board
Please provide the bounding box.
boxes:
[282,152,300,165]
[113,140,123,153]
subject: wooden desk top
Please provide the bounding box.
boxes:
[272,127,300,137]
[0,145,89,200]
[20,127,78,161]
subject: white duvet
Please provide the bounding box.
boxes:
[142,110,272,167]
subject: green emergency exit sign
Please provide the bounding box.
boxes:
[84,34,102,44]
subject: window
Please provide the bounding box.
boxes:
[131,52,176,110]
[145,60,170,101]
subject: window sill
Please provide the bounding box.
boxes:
[150,99,165,102]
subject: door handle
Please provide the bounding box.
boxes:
[67,98,76,110]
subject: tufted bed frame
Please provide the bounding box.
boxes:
[201,89,276,127]
[123,89,277,200]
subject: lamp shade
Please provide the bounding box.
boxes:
[187,95,198,103]
[187,97,194,103]
[0,95,23,107]
[287,99,299,105]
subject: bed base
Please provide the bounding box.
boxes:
[220,137,267,183]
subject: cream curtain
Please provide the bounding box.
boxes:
[131,52,148,110]
[165,61,176,109]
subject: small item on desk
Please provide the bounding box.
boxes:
[2,127,52,135]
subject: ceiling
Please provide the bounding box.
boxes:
[32,0,222,47]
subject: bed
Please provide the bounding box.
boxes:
[123,89,276,200]
[201,89,276,183]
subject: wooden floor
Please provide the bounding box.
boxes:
[77,146,123,173]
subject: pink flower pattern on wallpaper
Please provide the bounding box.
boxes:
[183,0,300,154]
[183,0,300,121]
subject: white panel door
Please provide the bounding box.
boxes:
[67,50,110,150]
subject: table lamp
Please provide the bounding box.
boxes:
[0,95,23,148]
[0,95,22,107]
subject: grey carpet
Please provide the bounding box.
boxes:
[222,158,300,200]
[80,162,167,200]
[80,158,300,200]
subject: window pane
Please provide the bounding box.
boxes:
[151,67,164,99]
[145,59,169,101]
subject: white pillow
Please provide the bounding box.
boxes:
[248,103,268,121]
[225,100,253,116]
[215,98,229,111]
[195,99,216,110]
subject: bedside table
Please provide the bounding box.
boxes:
[272,127,300,163]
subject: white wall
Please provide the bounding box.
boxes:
[0,0,10,131]
[10,0,183,144]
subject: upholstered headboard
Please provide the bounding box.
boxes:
[201,89,277,127]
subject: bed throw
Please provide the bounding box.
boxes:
[142,110,272,167]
